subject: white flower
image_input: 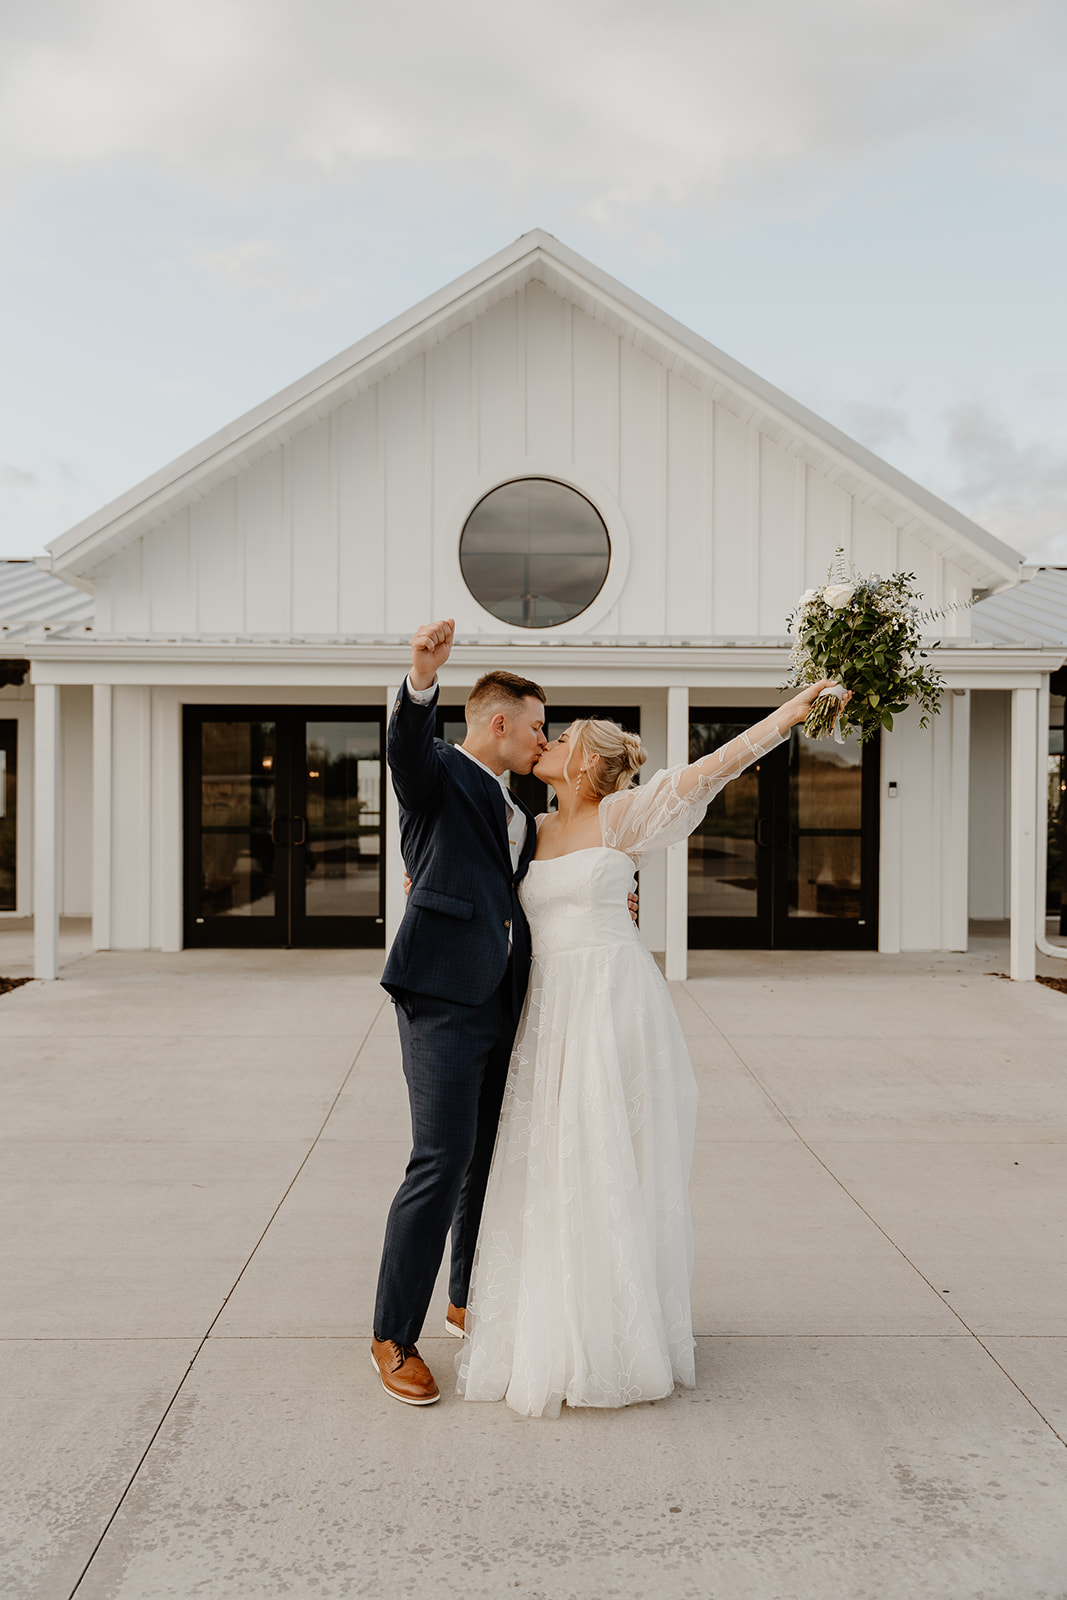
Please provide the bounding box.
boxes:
[799,588,819,604]
[823,582,857,609]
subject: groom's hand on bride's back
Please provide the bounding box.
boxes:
[410,619,456,692]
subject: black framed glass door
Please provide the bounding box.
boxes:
[0,719,16,912]
[435,705,641,816]
[688,710,879,950]
[183,706,385,948]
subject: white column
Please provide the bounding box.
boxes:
[945,690,971,952]
[664,684,689,981]
[1009,686,1038,981]
[92,684,112,951]
[152,689,183,952]
[33,683,61,980]
[383,685,405,953]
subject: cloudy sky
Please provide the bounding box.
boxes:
[2,0,1066,562]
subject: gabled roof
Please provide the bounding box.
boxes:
[972,567,1067,650]
[41,229,1024,591]
[0,560,95,646]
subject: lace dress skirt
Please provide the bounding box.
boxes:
[457,847,698,1418]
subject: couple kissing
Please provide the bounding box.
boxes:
[371,618,833,1418]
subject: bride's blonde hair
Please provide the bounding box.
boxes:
[566,719,647,798]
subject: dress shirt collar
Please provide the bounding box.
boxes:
[456,742,513,804]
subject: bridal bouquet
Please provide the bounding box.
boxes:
[785,551,947,742]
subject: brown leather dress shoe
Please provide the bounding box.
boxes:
[445,1303,466,1338]
[370,1337,440,1406]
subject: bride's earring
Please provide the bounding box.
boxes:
[574,767,585,796]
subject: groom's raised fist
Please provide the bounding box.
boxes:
[410,619,456,691]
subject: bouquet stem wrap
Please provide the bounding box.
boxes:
[804,685,847,743]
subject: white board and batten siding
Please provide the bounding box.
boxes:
[93,282,976,646]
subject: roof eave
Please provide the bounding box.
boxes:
[45,227,1024,591]
[45,230,557,575]
[536,242,1023,586]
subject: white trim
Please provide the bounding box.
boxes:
[152,688,182,952]
[440,460,631,638]
[1009,687,1038,981]
[92,685,112,950]
[945,690,971,952]
[33,684,60,979]
[25,642,1065,682]
[384,684,405,954]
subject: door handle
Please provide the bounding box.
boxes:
[270,816,307,846]
[757,817,790,849]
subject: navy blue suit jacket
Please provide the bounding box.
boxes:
[380,682,537,1011]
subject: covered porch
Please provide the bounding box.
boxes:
[19,638,1067,983]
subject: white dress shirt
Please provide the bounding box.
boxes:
[404,675,527,873]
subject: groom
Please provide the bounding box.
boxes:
[371,619,547,1405]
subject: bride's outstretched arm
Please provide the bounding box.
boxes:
[599,680,841,857]
[674,679,837,802]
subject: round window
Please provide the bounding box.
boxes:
[459,478,611,628]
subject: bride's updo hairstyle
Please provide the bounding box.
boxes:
[569,719,647,797]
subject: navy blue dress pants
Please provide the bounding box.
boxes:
[373,979,517,1346]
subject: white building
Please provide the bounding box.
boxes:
[2,231,1064,980]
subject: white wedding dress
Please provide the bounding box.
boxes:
[457,720,785,1419]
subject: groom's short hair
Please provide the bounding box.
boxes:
[466,671,546,726]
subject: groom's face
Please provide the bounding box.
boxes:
[499,696,549,775]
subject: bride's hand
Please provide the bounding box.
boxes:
[627,890,639,926]
[783,679,850,728]
[410,619,455,691]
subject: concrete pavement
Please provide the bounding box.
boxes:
[1,925,1066,1600]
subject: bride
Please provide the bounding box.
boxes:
[457,682,835,1418]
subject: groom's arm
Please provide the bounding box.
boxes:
[387,679,442,813]
[386,620,456,813]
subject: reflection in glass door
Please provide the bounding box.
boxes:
[688,710,879,949]
[296,719,384,940]
[197,719,279,925]
[184,707,385,948]
[688,720,770,943]
[787,732,865,926]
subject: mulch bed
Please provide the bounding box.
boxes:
[987,971,1067,994]
[0,976,32,997]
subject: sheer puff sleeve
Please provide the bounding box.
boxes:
[598,712,788,861]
